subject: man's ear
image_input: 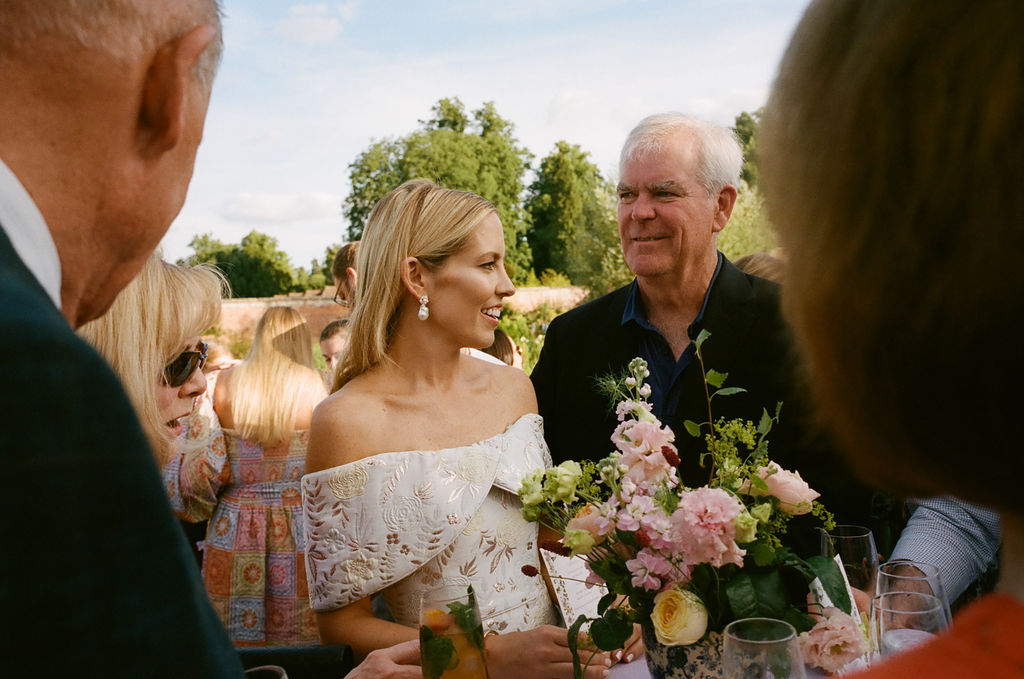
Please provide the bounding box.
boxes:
[712,184,738,233]
[400,257,428,298]
[137,24,216,158]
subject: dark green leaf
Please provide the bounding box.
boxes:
[806,555,852,613]
[419,627,456,679]
[757,409,772,435]
[567,614,588,679]
[597,592,617,616]
[782,606,818,634]
[711,386,746,397]
[590,608,633,651]
[750,541,777,567]
[725,571,787,619]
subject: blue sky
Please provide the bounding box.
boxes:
[162,0,810,270]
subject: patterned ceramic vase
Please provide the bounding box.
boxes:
[643,627,724,679]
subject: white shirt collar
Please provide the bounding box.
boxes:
[0,156,62,310]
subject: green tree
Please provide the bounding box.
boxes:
[719,181,777,260]
[734,109,762,188]
[525,141,631,295]
[179,230,297,298]
[344,98,535,283]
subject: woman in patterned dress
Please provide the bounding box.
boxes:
[167,306,328,645]
[302,179,612,679]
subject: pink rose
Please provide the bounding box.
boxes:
[613,421,678,487]
[566,504,612,545]
[797,608,868,674]
[752,462,820,515]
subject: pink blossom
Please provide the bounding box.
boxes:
[567,503,615,540]
[613,421,678,487]
[750,462,820,515]
[626,548,671,591]
[797,608,868,674]
[673,487,746,567]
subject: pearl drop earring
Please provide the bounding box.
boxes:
[417,295,429,321]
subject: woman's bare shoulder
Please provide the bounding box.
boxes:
[307,379,389,473]
[472,359,537,416]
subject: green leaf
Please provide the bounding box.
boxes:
[783,606,818,634]
[711,386,746,397]
[684,420,702,437]
[567,614,588,679]
[725,571,787,620]
[694,328,711,350]
[447,588,484,649]
[747,474,771,494]
[705,369,727,388]
[806,555,852,614]
[757,409,772,435]
[419,627,456,679]
[750,541,777,567]
[590,608,633,651]
[597,592,617,616]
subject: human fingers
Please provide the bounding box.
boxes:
[609,624,645,665]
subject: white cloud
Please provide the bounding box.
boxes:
[275,4,341,46]
[337,1,358,22]
[219,192,341,223]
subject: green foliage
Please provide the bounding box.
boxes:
[179,230,331,298]
[538,269,572,287]
[497,302,564,374]
[733,109,762,188]
[525,141,631,295]
[344,97,535,283]
[719,181,777,261]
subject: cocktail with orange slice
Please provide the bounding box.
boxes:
[419,585,487,679]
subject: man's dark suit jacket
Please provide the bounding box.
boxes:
[532,257,889,554]
[0,228,243,676]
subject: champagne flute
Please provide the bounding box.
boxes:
[820,525,879,593]
[419,584,488,679]
[869,591,948,660]
[722,618,807,679]
[876,560,952,623]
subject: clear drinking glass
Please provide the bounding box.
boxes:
[869,591,948,661]
[876,560,952,623]
[722,618,807,679]
[419,584,488,679]
[820,525,879,592]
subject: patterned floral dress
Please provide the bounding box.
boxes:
[164,371,318,646]
[301,413,560,633]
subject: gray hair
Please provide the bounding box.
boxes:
[620,113,743,196]
[0,0,224,91]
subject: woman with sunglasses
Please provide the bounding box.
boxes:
[167,305,328,646]
[78,253,224,465]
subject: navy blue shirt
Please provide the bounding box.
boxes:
[620,253,724,421]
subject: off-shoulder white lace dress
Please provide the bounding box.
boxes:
[301,413,560,633]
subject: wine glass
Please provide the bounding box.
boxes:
[419,584,488,679]
[876,560,952,623]
[722,618,807,679]
[820,525,879,593]
[869,591,948,661]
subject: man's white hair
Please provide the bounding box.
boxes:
[620,113,743,196]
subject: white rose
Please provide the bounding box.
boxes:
[651,588,708,646]
[328,462,369,500]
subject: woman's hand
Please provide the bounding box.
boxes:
[485,625,611,679]
[609,623,645,665]
[343,639,421,679]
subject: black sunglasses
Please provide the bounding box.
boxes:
[163,341,208,387]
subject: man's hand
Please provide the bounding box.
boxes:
[343,639,422,679]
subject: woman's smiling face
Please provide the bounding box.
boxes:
[424,212,516,349]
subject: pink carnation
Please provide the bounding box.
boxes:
[797,608,868,674]
[613,420,678,487]
[626,548,672,591]
[672,487,746,568]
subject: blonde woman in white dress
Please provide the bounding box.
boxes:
[302,179,610,679]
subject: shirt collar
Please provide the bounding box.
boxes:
[621,252,724,334]
[0,157,62,310]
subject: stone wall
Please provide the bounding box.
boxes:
[215,285,588,346]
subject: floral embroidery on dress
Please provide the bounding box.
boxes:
[301,413,560,634]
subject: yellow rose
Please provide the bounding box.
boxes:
[651,588,708,646]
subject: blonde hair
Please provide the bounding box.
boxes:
[761,0,1024,509]
[0,0,224,90]
[228,306,322,445]
[334,179,497,391]
[620,113,742,196]
[78,253,225,462]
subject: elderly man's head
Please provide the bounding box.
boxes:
[761,0,1024,511]
[0,0,223,326]
[616,114,741,285]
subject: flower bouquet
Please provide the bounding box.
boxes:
[519,331,865,677]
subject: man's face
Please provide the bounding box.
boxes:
[321,334,347,371]
[616,132,724,283]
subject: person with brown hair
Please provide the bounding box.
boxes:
[332,241,360,308]
[760,0,1024,675]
